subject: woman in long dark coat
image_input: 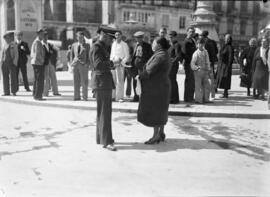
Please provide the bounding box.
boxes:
[239,38,257,96]
[136,37,171,144]
[252,37,269,100]
[216,34,234,98]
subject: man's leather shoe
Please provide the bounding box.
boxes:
[53,93,61,96]
[26,88,31,92]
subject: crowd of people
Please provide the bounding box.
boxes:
[1,26,270,151]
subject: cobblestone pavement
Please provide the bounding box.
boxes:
[0,102,270,196]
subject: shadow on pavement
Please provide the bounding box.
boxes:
[115,115,270,161]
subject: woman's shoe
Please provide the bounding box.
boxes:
[160,133,166,142]
[144,137,161,145]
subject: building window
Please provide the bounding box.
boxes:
[240,1,248,13]
[227,0,235,13]
[162,0,169,6]
[179,16,186,29]
[240,20,247,35]
[253,21,258,36]
[6,0,15,30]
[227,18,234,34]
[123,11,130,22]
[162,15,169,27]
[253,2,260,15]
[216,18,220,33]
[213,1,222,12]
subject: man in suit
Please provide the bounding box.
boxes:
[42,31,61,97]
[200,30,218,99]
[90,26,117,151]
[31,28,45,100]
[131,31,153,102]
[15,31,31,92]
[168,31,182,104]
[182,27,197,102]
[1,32,18,96]
[70,31,90,101]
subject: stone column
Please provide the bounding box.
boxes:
[66,0,74,40]
[191,1,219,42]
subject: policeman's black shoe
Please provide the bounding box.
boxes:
[104,144,117,151]
[26,88,31,92]
[53,93,61,96]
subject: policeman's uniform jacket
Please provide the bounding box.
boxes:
[90,40,115,90]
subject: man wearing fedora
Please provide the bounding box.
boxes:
[131,31,153,102]
[1,32,18,96]
[15,31,31,92]
[90,26,117,151]
[31,28,45,100]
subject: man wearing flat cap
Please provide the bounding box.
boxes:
[15,31,31,92]
[30,28,45,100]
[131,31,153,102]
[168,31,182,104]
[90,26,117,151]
[1,32,18,96]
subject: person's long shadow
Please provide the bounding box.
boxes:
[115,115,270,161]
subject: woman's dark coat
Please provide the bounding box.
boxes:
[137,49,171,127]
[239,46,257,88]
[252,47,269,91]
[216,44,234,90]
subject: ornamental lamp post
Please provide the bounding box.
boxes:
[191,0,219,42]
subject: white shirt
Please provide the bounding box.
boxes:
[42,40,49,52]
[110,40,129,66]
[191,48,210,71]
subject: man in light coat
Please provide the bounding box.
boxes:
[110,31,129,102]
[31,28,45,100]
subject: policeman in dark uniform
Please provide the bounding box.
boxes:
[90,26,117,151]
[1,32,18,96]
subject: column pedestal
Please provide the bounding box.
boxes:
[191,1,219,42]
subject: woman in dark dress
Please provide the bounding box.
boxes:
[136,37,171,144]
[252,37,269,100]
[216,34,234,98]
[239,38,257,96]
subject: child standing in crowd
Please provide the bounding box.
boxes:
[191,38,211,104]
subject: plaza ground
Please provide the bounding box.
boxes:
[0,100,270,196]
[0,72,270,196]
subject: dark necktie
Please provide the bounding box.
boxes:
[78,45,81,54]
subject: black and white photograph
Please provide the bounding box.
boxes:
[0,0,270,196]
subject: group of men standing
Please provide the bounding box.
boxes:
[1,29,60,100]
